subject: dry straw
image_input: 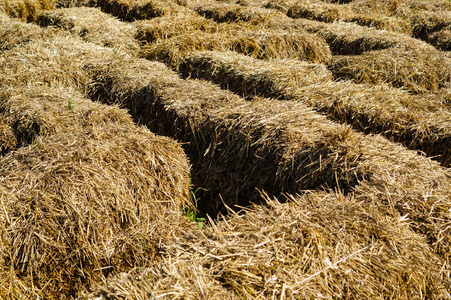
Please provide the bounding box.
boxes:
[87,192,450,299]
[0,16,190,297]
[141,28,331,69]
[0,87,190,299]
[134,13,219,44]
[176,50,451,168]
[327,47,448,93]
[91,0,194,21]
[179,50,333,98]
[85,54,451,280]
[0,0,56,21]
[290,18,435,55]
[37,7,139,53]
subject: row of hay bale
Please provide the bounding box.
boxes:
[0,16,191,298]
[83,49,451,285]
[2,8,451,299]
[86,192,450,299]
[177,50,451,167]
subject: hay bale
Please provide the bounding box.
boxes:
[345,13,412,34]
[0,87,190,299]
[294,81,451,167]
[0,26,114,94]
[179,50,332,98]
[88,192,449,299]
[264,0,299,13]
[37,7,139,53]
[0,0,56,21]
[194,2,291,25]
[327,47,446,93]
[348,0,405,16]
[0,13,45,51]
[134,13,219,44]
[141,29,332,68]
[287,0,352,23]
[93,0,194,22]
[294,18,436,55]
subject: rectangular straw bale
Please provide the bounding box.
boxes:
[293,18,436,55]
[193,1,292,25]
[36,7,139,53]
[88,191,451,299]
[295,81,451,167]
[141,29,332,69]
[0,0,56,21]
[0,13,45,51]
[344,13,411,34]
[410,10,451,40]
[179,50,332,99]
[0,86,190,299]
[134,13,219,44]
[0,26,114,94]
[264,0,299,14]
[327,47,448,93]
[287,0,353,23]
[347,0,405,16]
[93,0,194,21]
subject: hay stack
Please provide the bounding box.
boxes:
[37,7,139,53]
[287,0,352,23]
[0,13,45,51]
[93,0,194,22]
[327,47,447,93]
[194,2,292,25]
[141,29,332,69]
[0,0,55,21]
[264,0,299,14]
[295,81,451,167]
[87,192,449,299]
[0,24,115,94]
[134,13,219,44]
[179,50,332,98]
[348,0,405,16]
[345,14,411,34]
[292,18,435,55]
[0,87,190,299]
